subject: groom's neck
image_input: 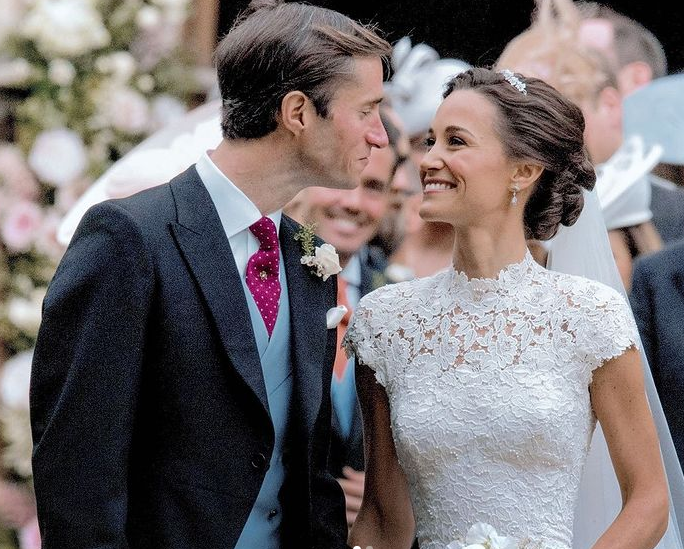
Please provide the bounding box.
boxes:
[210,136,305,215]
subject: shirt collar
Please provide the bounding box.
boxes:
[341,253,362,288]
[196,150,282,238]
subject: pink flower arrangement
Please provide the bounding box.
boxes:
[18,517,41,549]
[1,200,43,253]
[0,146,39,201]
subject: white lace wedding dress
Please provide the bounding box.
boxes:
[343,251,639,549]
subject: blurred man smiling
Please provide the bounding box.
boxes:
[287,106,407,529]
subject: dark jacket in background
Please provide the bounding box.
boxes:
[630,238,684,470]
[650,174,684,244]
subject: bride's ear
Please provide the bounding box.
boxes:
[511,162,543,191]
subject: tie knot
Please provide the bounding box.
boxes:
[249,216,279,250]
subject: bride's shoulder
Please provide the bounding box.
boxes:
[543,269,629,311]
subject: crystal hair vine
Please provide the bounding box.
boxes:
[500,69,527,95]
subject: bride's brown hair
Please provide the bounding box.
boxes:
[444,67,596,241]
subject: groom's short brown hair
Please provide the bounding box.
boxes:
[214,0,391,140]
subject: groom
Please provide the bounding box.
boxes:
[29,2,390,548]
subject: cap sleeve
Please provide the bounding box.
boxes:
[579,284,641,372]
[342,297,389,388]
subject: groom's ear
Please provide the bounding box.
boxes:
[280,91,313,135]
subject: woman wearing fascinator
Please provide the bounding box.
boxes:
[344,65,678,549]
[496,0,667,293]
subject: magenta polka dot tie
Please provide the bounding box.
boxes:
[246,216,281,337]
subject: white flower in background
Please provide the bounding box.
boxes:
[47,58,76,86]
[95,51,137,83]
[0,0,28,47]
[151,94,187,129]
[136,73,156,93]
[151,0,189,25]
[55,180,88,211]
[85,127,114,163]
[0,403,32,477]
[0,351,33,478]
[20,0,110,58]
[151,0,189,9]
[0,350,33,409]
[12,274,33,295]
[97,84,151,135]
[136,5,162,30]
[0,200,42,252]
[132,18,182,70]
[0,58,35,86]
[6,289,45,336]
[28,128,88,187]
[35,210,65,260]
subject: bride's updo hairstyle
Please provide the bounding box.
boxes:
[443,67,596,241]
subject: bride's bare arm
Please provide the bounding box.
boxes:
[590,346,669,549]
[348,361,415,549]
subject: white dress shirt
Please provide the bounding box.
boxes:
[195,151,282,277]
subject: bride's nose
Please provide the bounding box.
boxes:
[420,144,444,172]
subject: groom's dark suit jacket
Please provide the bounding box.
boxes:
[30,166,348,549]
[328,246,388,476]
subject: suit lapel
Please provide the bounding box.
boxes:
[280,216,327,438]
[169,167,270,417]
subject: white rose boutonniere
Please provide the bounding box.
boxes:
[447,523,519,549]
[301,243,342,281]
[294,223,342,281]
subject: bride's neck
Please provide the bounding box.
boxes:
[452,226,528,279]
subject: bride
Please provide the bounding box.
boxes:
[343,67,670,549]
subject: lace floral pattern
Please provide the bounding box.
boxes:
[343,251,639,549]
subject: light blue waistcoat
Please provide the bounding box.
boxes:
[234,255,292,549]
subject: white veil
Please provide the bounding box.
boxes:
[547,188,684,548]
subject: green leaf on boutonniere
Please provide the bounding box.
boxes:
[294,222,316,257]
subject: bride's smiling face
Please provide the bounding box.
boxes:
[419,89,517,226]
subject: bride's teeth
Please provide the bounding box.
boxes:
[424,183,455,191]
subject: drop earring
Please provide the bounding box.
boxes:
[510,184,519,205]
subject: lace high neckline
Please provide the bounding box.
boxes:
[447,250,537,299]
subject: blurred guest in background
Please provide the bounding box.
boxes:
[368,105,413,260]
[383,37,470,279]
[497,0,663,291]
[578,2,667,95]
[577,2,684,245]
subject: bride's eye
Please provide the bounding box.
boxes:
[448,136,466,146]
[423,136,436,149]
